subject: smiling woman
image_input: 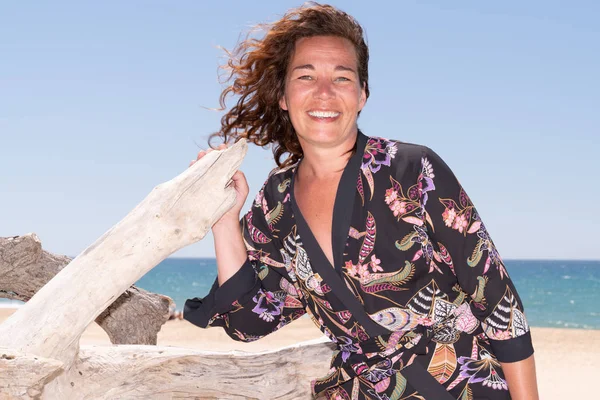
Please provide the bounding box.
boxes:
[184,3,539,399]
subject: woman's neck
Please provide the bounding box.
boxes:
[297,132,358,181]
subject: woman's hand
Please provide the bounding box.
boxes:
[190,144,249,229]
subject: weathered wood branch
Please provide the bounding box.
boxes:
[0,339,335,399]
[0,234,71,303]
[0,140,247,366]
[0,350,64,399]
[94,285,173,345]
[0,233,173,345]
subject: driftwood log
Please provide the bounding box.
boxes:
[0,140,335,399]
[0,339,335,399]
[0,233,173,345]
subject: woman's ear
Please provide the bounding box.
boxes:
[279,95,288,111]
[358,83,367,111]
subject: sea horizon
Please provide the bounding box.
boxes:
[2,258,599,330]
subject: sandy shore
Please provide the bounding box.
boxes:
[1,307,596,398]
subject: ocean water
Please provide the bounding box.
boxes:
[2,259,599,330]
[503,260,600,330]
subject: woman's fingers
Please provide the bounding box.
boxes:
[196,148,211,160]
[189,144,229,168]
[231,170,249,196]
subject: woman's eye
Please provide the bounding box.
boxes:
[336,77,351,82]
[298,75,313,80]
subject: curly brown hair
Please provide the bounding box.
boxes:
[209,2,370,168]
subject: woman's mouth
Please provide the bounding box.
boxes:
[307,110,340,121]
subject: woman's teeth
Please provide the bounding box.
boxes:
[308,111,340,118]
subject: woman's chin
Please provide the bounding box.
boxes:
[297,128,357,148]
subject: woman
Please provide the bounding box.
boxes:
[184,3,539,399]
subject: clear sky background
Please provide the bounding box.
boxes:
[1,1,598,260]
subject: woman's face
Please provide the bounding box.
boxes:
[279,35,367,149]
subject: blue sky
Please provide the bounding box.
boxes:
[1,1,598,260]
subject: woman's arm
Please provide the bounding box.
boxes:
[212,214,248,285]
[501,355,539,399]
[184,148,306,341]
[418,146,539,392]
[211,168,251,285]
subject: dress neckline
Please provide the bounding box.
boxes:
[289,131,388,337]
[290,131,368,274]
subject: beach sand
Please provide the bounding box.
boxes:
[1,307,596,398]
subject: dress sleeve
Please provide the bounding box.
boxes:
[183,181,306,342]
[419,147,534,363]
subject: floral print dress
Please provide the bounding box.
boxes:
[184,132,533,399]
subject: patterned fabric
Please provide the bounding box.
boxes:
[184,133,533,399]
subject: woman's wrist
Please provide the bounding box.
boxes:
[212,214,241,235]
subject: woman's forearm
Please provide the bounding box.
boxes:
[190,150,250,287]
[501,354,539,400]
[212,216,248,285]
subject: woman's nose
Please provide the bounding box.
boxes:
[313,79,335,100]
